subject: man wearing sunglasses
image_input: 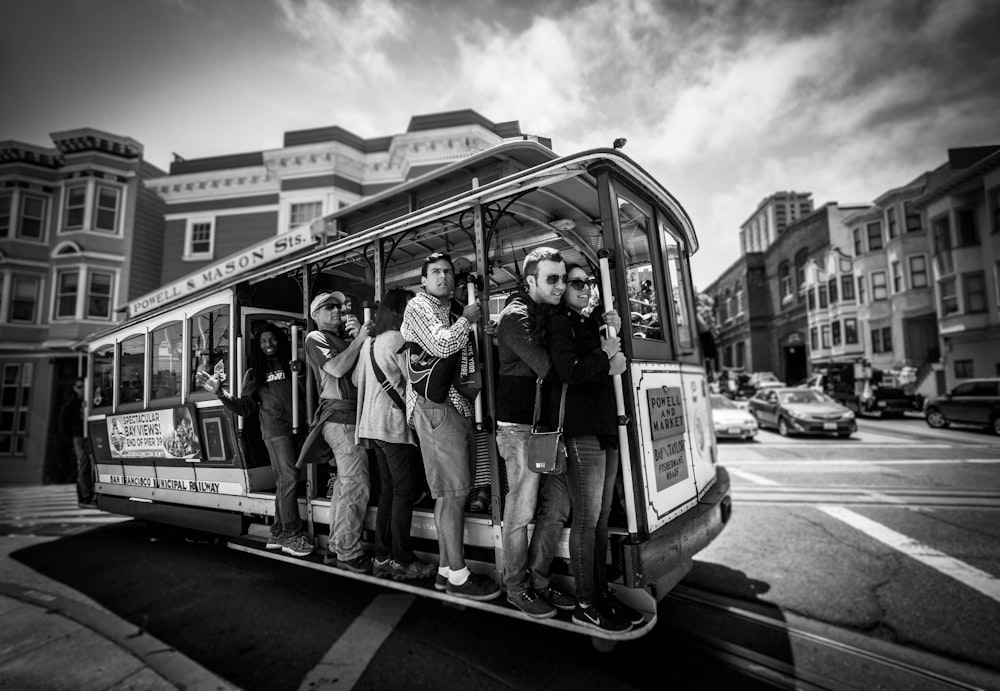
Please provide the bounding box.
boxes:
[495,247,576,618]
[301,291,374,574]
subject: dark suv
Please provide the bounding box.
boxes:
[924,378,1000,435]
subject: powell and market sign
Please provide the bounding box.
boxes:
[128,228,317,318]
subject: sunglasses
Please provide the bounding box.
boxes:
[567,278,595,291]
[535,273,567,285]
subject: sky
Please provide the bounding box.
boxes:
[3,0,1000,289]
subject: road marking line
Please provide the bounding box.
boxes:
[722,459,1000,465]
[728,468,779,486]
[819,506,1000,604]
[298,594,414,691]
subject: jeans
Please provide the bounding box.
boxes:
[73,436,94,504]
[565,435,618,604]
[322,422,370,561]
[373,440,419,563]
[497,424,570,595]
[263,435,303,538]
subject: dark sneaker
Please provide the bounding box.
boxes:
[446,573,501,601]
[507,589,556,619]
[336,554,373,574]
[598,591,645,626]
[266,533,286,551]
[572,603,631,633]
[434,573,448,591]
[538,585,576,611]
[389,559,437,581]
[281,533,314,558]
[372,557,392,579]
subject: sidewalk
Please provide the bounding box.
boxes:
[0,499,240,690]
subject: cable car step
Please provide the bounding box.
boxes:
[226,535,655,641]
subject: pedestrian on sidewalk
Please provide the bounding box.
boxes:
[60,377,94,506]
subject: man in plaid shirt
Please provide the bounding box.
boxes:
[400,252,500,602]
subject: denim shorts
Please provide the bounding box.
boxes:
[411,398,474,498]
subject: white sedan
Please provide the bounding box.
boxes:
[710,394,759,440]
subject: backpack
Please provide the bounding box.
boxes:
[404,341,461,404]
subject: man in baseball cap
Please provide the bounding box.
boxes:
[309,291,348,316]
[299,288,373,574]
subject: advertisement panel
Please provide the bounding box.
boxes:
[106,405,203,461]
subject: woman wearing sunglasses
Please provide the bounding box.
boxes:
[545,264,644,633]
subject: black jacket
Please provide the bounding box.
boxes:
[546,306,618,444]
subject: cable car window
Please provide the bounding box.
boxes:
[190,305,229,395]
[119,334,145,405]
[660,217,695,351]
[618,196,663,341]
[91,343,114,409]
[151,320,183,400]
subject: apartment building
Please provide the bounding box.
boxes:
[702,253,773,375]
[914,146,1000,389]
[704,144,1000,400]
[739,191,814,254]
[0,129,166,483]
[144,110,544,291]
[843,169,946,397]
[803,246,863,367]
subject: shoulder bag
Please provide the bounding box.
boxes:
[527,378,567,475]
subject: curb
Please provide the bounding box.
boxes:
[0,582,240,691]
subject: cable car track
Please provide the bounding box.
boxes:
[663,585,1000,690]
[730,487,1000,510]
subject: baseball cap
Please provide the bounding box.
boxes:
[310,291,347,315]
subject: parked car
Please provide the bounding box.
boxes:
[747,387,857,437]
[923,378,1000,435]
[709,394,758,440]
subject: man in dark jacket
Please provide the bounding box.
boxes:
[495,247,575,618]
[60,378,93,506]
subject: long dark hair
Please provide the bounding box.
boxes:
[248,322,291,390]
[372,288,414,337]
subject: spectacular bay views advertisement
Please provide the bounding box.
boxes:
[107,406,202,461]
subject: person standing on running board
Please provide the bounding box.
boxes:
[355,288,437,582]
[197,323,313,558]
[546,264,643,632]
[495,247,576,618]
[299,291,373,574]
[400,252,500,602]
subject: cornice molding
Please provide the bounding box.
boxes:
[145,165,277,203]
[147,125,505,203]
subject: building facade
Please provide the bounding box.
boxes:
[915,146,1000,389]
[703,253,773,375]
[145,110,544,290]
[739,191,814,254]
[0,129,166,484]
[703,144,1000,400]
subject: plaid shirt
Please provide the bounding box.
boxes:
[400,291,474,423]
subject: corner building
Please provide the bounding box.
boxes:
[0,130,166,483]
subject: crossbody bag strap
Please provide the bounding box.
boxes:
[531,379,568,432]
[370,340,406,411]
[531,378,544,431]
[555,383,567,431]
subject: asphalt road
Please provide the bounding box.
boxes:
[4,416,999,689]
